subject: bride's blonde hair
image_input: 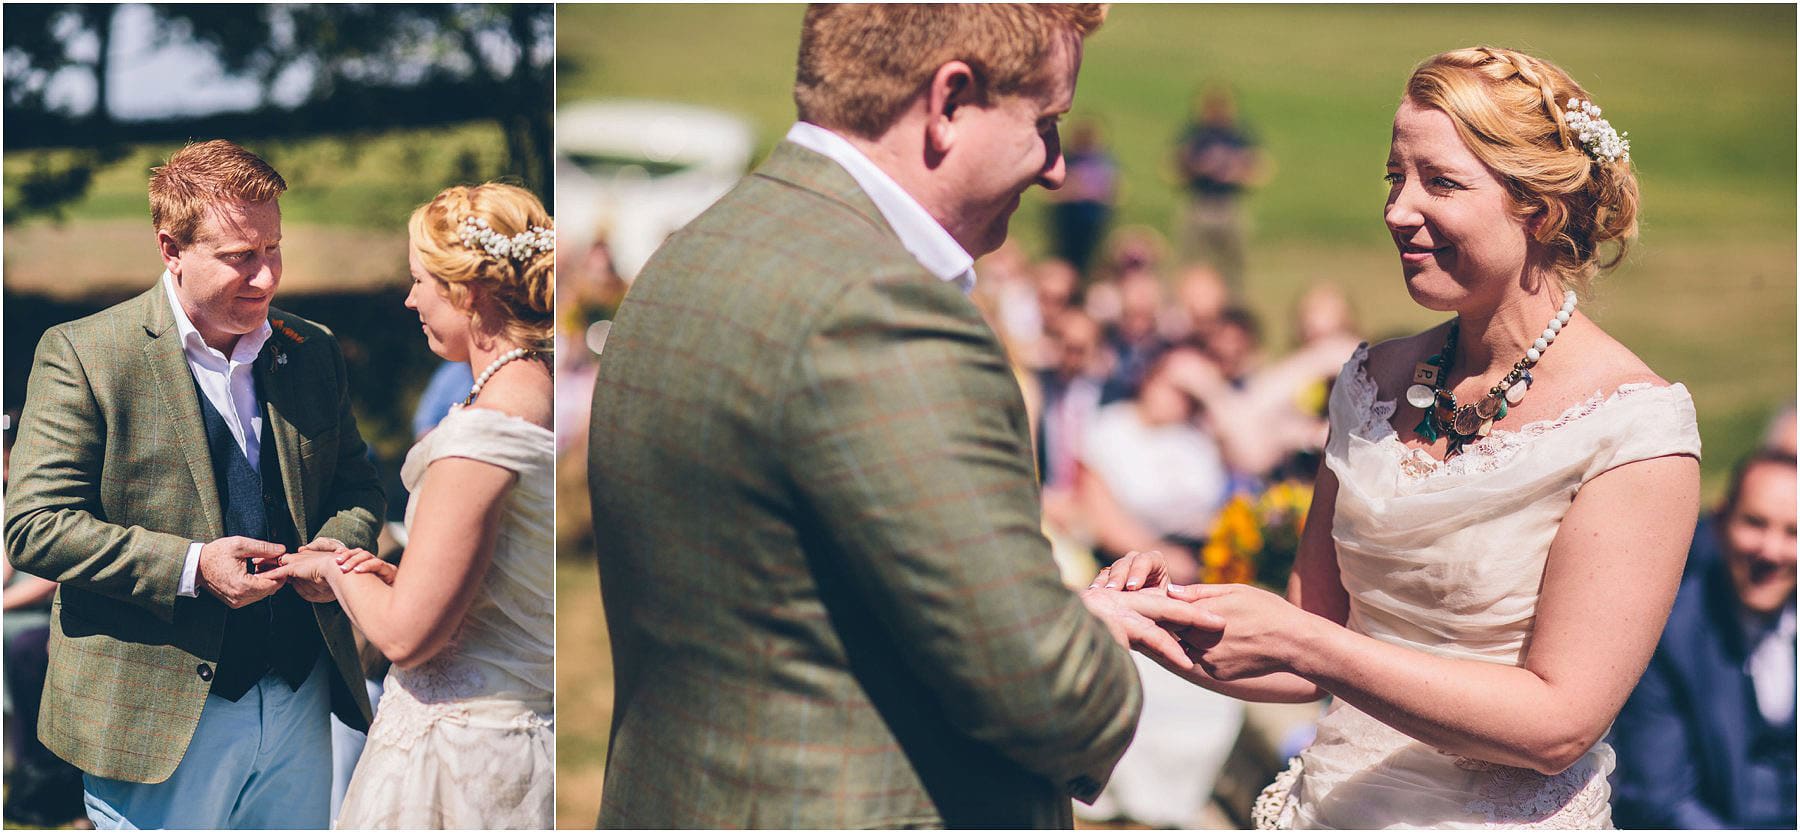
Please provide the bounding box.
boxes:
[409,182,554,353]
[1406,47,1640,294]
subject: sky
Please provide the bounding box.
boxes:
[40,5,312,120]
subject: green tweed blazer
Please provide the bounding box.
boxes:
[590,141,1143,829]
[4,284,384,784]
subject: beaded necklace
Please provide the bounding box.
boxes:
[1409,290,1577,456]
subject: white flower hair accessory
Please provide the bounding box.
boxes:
[1563,98,1630,163]
[457,216,555,261]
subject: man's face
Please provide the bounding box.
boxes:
[948,36,1081,256]
[164,200,282,351]
[1722,461,1798,616]
[1053,313,1100,380]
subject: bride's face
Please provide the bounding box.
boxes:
[404,247,472,362]
[1383,98,1534,313]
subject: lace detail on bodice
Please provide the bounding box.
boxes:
[1462,760,1611,829]
[1340,343,1663,480]
[374,651,488,752]
[1253,757,1303,829]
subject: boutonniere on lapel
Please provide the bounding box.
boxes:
[269,318,307,369]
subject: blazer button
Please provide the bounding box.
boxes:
[196,663,214,681]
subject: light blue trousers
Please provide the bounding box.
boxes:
[82,657,332,830]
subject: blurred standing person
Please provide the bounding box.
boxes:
[1174,83,1264,288]
[1612,450,1796,829]
[1047,119,1119,277]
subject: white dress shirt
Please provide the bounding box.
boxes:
[1742,601,1797,726]
[162,271,274,598]
[784,121,977,294]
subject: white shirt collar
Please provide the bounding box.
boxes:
[161,270,273,366]
[785,121,977,294]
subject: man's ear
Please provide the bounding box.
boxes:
[157,230,183,277]
[924,60,979,156]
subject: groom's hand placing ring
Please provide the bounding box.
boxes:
[197,536,288,608]
[1079,585,1226,671]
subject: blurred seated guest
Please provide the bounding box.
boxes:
[1036,310,1107,529]
[412,361,476,440]
[1096,224,1172,286]
[1030,257,1081,369]
[1293,280,1359,347]
[1612,449,1796,829]
[1074,345,1245,827]
[1166,263,1231,342]
[1099,267,1170,404]
[1202,284,1364,479]
[1689,404,1796,579]
[4,559,85,828]
[1200,304,1263,388]
[5,415,84,828]
[975,241,1041,363]
[1047,119,1119,276]
[1077,344,1230,584]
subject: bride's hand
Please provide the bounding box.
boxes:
[1089,549,1177,592]
[265,550,336,584]
[334,548,398,585]
[1170,582,1320,681]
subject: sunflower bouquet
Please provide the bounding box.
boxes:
[1199,480,1313,590]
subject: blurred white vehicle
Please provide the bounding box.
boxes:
[557,99,755,281]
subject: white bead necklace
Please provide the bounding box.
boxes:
[1408,290,1578,455]
[465,348,534,406]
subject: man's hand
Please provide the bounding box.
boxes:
[286,537,348,602]
[1079,585,1226,671]
[196,537,287,609]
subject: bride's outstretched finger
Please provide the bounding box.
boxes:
[1167,582,1238,601]
[1088,564,1114,589]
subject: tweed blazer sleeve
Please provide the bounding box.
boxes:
[5,325,190,622]
[780,271,1143,799]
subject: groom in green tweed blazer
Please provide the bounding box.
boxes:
[591,6,1224,828]
[5,140,383,829]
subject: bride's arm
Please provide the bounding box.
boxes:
[1152,461,1348,704]
[1179,453,1700,775]
[285,457,516,668]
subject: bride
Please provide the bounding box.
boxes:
[1095,47,1700,828]
[270,183,555,829]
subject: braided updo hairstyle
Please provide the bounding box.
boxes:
[409,182,554,354]
[1406,47,1639,293]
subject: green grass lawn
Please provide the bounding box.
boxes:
[559,3,1796,495]
[3,121,513,232]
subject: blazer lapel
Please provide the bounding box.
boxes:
[142,287,225,540]
[255,338,310,542]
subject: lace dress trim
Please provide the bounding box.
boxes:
[1252,756,1303,829]
[1461,758,1611,829]
[1339,343,1661,480]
